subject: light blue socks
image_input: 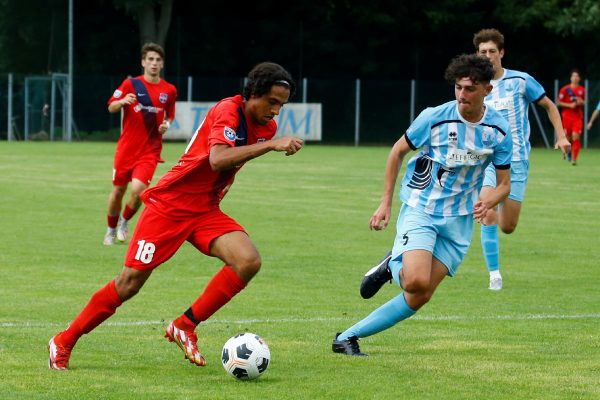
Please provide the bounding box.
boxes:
[338,293,416,340]
[481,224,500,272]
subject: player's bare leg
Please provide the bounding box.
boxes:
[117,178,147,242]
[166,231,261,366]
[105,184,127,245]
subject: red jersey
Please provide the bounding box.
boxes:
[107,76,177,169]
[558,84,585,119]
[141,95,277,219]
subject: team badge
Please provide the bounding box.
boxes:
[224,127,237,141]
[159,93,168,103]
[113,89,122,98]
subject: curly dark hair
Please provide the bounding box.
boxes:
[473,28,505,51]
[444,54,495,85]
[243,62,296,100]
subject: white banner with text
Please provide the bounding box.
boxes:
[167,102,322,141]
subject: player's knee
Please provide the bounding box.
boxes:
[500,221,517,234]
[233,254,262,281]
[115,275,145,301]
[401,275,429,295]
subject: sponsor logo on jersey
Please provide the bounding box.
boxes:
[133,104,163,114]
[448,131,458,142]
[159,93,168,103]
[113,89,123,98]
[446,148,492,166]
[224,127,237,141]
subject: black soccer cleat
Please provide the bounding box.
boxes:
[360,251,393,299]
[332,333,368,356]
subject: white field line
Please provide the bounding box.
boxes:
[2,313,600,329]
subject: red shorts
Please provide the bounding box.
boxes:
[562,114,583,137]
[112,156,158,186]
[124,206,246,270]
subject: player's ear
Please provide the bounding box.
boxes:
[499,48,505,59]
[485,83,493,95]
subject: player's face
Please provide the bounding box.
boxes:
[141,51,164,77]
[247,84,290,126]
[477,41,503,71]
[570,72,581,85]
[455,77,492,121]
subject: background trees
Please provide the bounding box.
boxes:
[0,0,598,80]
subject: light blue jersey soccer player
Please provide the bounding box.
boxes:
[587,100,600,131]
[332,54,512,356]
[474,29,570,290]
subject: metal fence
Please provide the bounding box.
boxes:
[2,73,599,147]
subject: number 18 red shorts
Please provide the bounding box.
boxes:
[124,206,246,271]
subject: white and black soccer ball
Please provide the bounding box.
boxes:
[221,333,270,380]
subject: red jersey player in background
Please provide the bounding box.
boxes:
[48,62,303,370]
[104,42,177,245]
[558,69,585,165]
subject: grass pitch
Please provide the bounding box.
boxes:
[0,141,599,399]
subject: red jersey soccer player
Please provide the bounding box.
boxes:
[104,42,177,245]
[48,62,303,370]
[558,69,585,165]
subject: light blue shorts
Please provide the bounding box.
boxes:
[388,204,473,283]
[483,160,529,202]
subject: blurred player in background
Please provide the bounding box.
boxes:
[104,42,177,245]
[332,54,512,356]
[48,62,303,370]
[558,69,585,166]
[473,29,570,290]
[587,99,600,130]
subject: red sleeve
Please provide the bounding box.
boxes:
[207,101,240,149]
[107,79,132,105]
[558,86,566,102]
[166,84,177,120]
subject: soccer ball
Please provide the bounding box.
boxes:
[221,333,271,380]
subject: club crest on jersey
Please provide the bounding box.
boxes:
[482,129,495,146]
[159,93,168,103]
[224,127,237,141]
[113,89,123,98]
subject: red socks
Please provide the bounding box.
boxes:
[58,280,123,348]
[107,214,119,229]
[572,139,581,161]
[174,266,246,331]
[122,205,136,221]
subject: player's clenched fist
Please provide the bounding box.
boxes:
[272,137,303,156]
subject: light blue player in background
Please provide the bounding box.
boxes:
[332,54,512,356]
[473,28,570,290]
[586,99,600,131]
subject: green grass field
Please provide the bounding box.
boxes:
[1,142,599,399]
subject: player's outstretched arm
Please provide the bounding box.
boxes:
[209,137,303,171]
[370,136,412,231]
[588,110,599,130]
[537,96,571,158]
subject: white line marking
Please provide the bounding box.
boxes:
[2,313,600,329]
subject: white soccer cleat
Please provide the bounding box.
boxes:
[116,219,128,242]
[103,230,116,246]
[489,276,503,291]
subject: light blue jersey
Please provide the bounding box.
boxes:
[400,100,512,217]
[485,69,545,161]
[596,100,600,111]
